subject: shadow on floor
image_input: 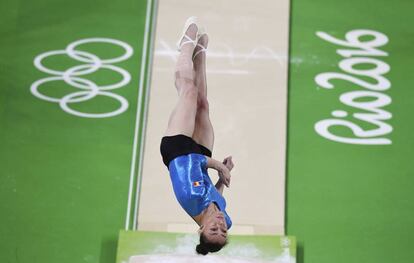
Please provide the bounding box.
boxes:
[99,236,118,263]
[297,241,304,263]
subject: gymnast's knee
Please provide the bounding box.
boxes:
[197,96,209,111]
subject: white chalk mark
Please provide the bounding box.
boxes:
[159,40,177,62]
[155,40,287,67]
[155,67,250,75]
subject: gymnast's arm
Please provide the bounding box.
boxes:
[215,156,234,194]
[215,179,225,194]
[206,156,231,187]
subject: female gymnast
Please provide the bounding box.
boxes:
[160,17,234,255]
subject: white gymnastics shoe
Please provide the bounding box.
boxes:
[176,16,199,51]
[193,27,208,60]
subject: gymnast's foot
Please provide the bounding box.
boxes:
[193,33,209,61]
[177,22,198,52]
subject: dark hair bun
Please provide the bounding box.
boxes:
[196,244,209,255]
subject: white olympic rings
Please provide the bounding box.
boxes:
[30,38,134,118]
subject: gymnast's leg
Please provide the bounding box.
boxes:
[192,34,214,151]
[164,24,198,137]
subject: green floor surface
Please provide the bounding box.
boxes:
[287,0,414,262]
[0,0,152,262]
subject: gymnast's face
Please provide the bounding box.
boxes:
[200,211,228,244]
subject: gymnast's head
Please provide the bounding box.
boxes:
[196,211,228,255]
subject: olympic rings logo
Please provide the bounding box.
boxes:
[30,38,134,118]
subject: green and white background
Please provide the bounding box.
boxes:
[1,0,413,262]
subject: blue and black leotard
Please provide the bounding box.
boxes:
[160,134,232,229]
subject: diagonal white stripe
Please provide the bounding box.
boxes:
[125,0,154,230]
[132,0,158,231]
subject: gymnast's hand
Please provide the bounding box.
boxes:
[218,163,231,187]
[218,156,234,188]
[206,157,231,187]
[223,156,234,172]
